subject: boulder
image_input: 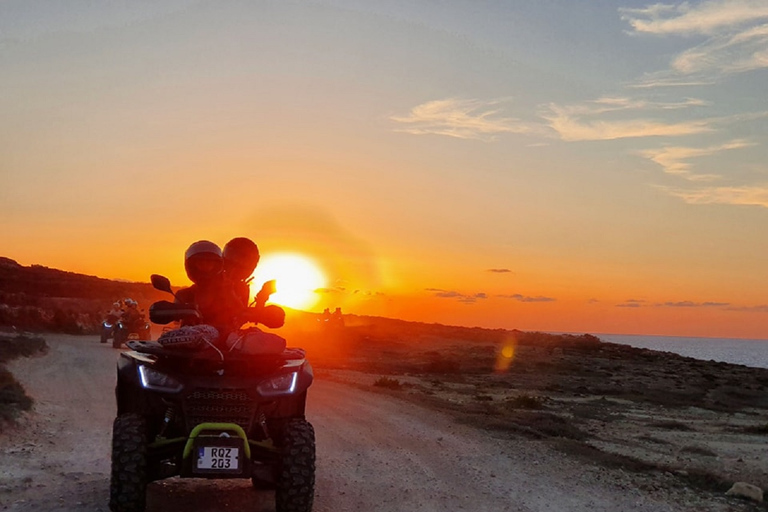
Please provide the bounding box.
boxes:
[725,482,763,503]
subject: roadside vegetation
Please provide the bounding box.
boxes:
[0,333,47,422]
[299,320,768,506]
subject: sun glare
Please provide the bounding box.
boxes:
[251,253,326,310]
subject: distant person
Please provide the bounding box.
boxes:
[122,298,142,329]
[106,302,122,324]
[331,307,345,328]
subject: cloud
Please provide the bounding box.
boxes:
[497,294,556,303]
[562,97,709,115]
[543,101,713,141]
[428,288,488,304]
[621,1,768,82]
[726,304,768,312]
[660,184,768,207]
[486,268,512,273]
[640,139,754,180]
[620,1,768,36]
[616,299,647,308]
[391,98,539,141]
[315,287,346,294]
[658,301,730,307]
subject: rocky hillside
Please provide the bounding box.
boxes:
[0,257,167,334]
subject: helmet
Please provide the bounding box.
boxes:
[223,237,260,281]
[184,240,223,284]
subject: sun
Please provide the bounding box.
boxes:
[251,253,326,310]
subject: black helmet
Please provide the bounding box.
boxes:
[184,240,223,284]
[223,237,260,281]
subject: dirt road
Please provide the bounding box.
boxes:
[0,335,734,511]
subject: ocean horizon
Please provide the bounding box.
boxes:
[595,333,768,370]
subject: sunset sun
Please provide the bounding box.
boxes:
[251,253,326,310]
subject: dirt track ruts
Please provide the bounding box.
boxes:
[0,334,733,511]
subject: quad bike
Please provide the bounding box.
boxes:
[101,317,119,344]
[109,275,316,512]
[112,314,151,349]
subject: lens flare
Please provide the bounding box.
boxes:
[494,337,517,373]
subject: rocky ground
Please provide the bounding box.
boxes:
[290,318,768,509]
[1,322,767,511]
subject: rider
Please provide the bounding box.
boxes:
[222,237,261,307]
[106,301,122,324]
[121,299,142,330]
[175,239,285,347]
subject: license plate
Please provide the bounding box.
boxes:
[196,446,239,470]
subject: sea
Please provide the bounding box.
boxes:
[596,334,768,370]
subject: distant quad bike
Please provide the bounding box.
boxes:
[100,318,119,345]
[112,316,151,349]
[109,275,316,512]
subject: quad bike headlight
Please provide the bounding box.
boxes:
[138,364,183,393]
[257,372,298,397]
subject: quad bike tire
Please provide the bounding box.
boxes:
[101,331,108,344]
[109,413,148,512]
[113,329,125,349]
[275,419,316,512]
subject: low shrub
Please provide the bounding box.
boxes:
[680,445,717,457]
[373,377,403,390]
[0,334,46,422]
[506,394,545,410]
[0,334,47,362]
[741,423,768,435]
[649,420,695,431]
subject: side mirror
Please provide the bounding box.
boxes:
[150,274,174,296]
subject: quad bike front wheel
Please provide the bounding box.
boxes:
[113,329,125,349]
[275,419,316,512]
[110,413,148,512]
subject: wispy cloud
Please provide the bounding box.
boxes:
[726,304,768,312]
[621,1,768,82]
[427,288,488,304]
[640,139,754,180]
[486,268,512,273]
[391,98,539,141]
[497,294,556,303]
[543,101,713,141]
[659,184,768,207]
[315,286,346,294]
[659,301,730,307]
[620,0,768,35]
[616,299,647,308]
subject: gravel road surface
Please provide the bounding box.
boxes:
[0,334,718,511]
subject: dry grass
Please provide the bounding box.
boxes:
[0,334,47,421]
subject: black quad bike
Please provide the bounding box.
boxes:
[109,275,316,512]
[112,314,151,349]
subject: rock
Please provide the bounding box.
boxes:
[725,481,763,502]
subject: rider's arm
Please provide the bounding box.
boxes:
[242,304,285,329]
